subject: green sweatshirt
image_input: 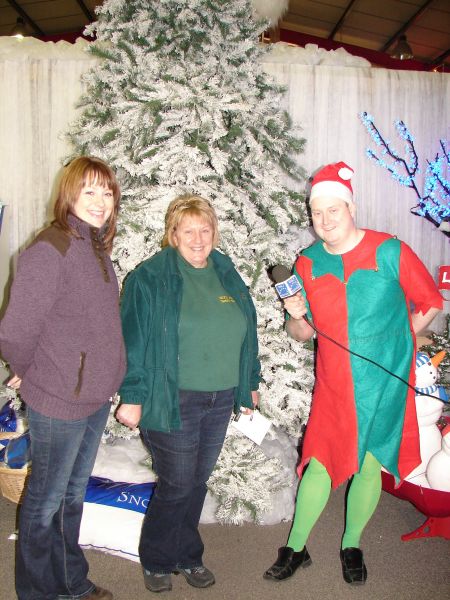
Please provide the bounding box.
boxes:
[177,253,246,391]
[119,246,261,432]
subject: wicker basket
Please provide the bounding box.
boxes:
[0,464,30,503]
[0,430,30,503]
[0,430,23,441]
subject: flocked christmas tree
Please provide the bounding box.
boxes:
[68,0,314,523]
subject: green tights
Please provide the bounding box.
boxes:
[287,452,382,551]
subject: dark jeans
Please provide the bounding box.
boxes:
[16,402,110,600]
[139,388,234,573]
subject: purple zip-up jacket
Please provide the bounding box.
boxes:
[0,215,126,420]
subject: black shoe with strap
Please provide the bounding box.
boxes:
[263,546,312,581]
[340,547,367,585]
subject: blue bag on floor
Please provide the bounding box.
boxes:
[0,400,18,433]
[0,431,31,469]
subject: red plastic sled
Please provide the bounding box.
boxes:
[381,470,450,541]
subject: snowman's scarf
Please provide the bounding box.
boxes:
[416,383,438,396]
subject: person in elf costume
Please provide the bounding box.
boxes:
[264,162,443,585]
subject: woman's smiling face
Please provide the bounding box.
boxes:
[72,180,114,228]
[173,214,214,268]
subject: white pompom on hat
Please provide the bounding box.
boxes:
[310,161,354,204]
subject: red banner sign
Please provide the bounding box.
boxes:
[438,265,450,290]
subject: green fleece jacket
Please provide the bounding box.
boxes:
[119,246,261,432]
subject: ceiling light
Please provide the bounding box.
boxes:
[10,17,27,39]
[391,35,414,60]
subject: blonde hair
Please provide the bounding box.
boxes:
[53,156,121,253]
[162,194,219,248]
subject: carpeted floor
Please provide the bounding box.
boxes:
[1,484,449,600]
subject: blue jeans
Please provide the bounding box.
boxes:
[16,403,110,600]
[139,388,234,573]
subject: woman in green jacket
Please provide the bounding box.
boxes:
[116,194,260,593]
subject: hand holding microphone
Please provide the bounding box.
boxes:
[283,293,308,321]
[272,265,307,321]
[272,265,314,341]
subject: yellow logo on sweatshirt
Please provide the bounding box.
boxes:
[218,295,235,303]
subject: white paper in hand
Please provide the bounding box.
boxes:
[231,410,272,445]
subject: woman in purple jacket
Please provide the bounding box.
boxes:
[0,157,126,600]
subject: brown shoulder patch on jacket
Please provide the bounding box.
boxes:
[30,225,71,256]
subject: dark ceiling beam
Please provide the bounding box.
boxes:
[328,0,358,40]
[428,47,450,69]
[74,0,94,22]
[6,0,45,35]
[381,0,435,52]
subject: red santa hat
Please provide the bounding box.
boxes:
[310,162,354,204]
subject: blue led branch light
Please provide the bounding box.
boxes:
[360,112,449,236]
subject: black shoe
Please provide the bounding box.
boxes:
[143,570,173,593]
[340,547,367,585]
[175,566,215,588]
[263,546,312,581]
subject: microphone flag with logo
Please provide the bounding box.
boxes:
[272,265,302,299]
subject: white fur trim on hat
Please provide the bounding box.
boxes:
[310,181,354,204]
[338,167,353,181]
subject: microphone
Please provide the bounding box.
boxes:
[271,265,302,299]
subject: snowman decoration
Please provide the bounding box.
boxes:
[405,351,448,487]
[427,425,450,492]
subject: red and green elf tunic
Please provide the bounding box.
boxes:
[294,230,443,488]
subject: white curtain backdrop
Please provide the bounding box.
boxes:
[0,39,94,262]
[263,45,450,281]
[0,38,448,320]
